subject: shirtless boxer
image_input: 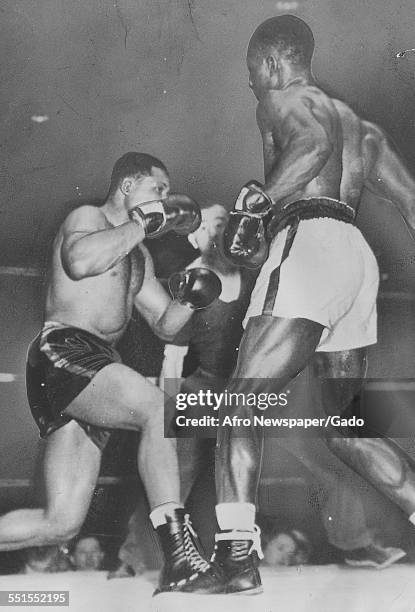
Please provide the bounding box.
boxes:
[0,152,224,594]
[213,16,415,594]
[160,204,396,570]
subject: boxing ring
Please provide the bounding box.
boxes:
[1,267,415,610]
[0,564,413,612]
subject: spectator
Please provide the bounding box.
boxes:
[263,529,312,567]
[20,545,70,574]
[70,536,105,572]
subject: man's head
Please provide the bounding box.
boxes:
[70,536,104,571]
[23,546,61,573]
[108,152,170,210]
[247,15,314,98]
[188,203,228,254]
[263,529,311,566]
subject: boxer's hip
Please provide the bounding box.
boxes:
[267,196,356,239]
[244,198,379,352]
[39,321,122,377]
[26,322,121,448]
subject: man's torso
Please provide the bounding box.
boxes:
[45,211,145,345]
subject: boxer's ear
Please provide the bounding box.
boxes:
[120,177,133,195]
[266,55,278,75]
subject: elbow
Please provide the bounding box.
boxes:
[62,253,88,281]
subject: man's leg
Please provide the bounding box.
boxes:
[0,421,101,551]
[177,438,205,503]
[66,363,222,593]
[66,363,179,509]
[214,315,323,593]
[317,351,415,527]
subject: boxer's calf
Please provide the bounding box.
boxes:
[326,435,415,516]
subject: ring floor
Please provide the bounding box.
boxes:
[0,564,414,612]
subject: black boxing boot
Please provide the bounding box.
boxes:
[154,509,224,595]
[211,527,263,595]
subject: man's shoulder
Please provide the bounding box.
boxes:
[261,84,329,114]
[62,204,107,230]
[65,204,106,221]
[362,118,386,141]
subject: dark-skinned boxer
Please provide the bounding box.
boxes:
[0,152,225,595]
[214,16,415,594]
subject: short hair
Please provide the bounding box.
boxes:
[108,152,168,195]
[69,534,103,555]
[248,15,315,67]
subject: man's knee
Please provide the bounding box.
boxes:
[44,511,82,543]
[325,434,359,456]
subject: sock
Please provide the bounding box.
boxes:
[408,511,415,526]
[215,502,256,531]
[150,502,182,528]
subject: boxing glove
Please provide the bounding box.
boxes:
[129,194,201,239]
[168,267,222,310]
[222,181,274,269]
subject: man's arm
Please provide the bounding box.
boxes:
[61,206,145,280]
[134,245,194,341]
[363,123,415,230]
[260,91,332,204]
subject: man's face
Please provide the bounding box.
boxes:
[247,54,270,101]
[126,166,170,210]
[72,537,104,571]
[189,205,228,253]
[264,533,297,566]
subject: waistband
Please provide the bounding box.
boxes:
[40,321,113,349]
[40,321,70,343]
[267,198,356,239]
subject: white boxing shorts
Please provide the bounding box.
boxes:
[243,216,379,352]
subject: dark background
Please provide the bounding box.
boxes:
[1,0,415,564]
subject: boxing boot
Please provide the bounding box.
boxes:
[154,509,224,595]
[211,527,263,594]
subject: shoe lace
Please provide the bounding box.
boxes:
[214,525,264,560]
[183,514,211,574]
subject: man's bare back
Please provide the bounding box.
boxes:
[46,205,146,345]
[255,83,343,208]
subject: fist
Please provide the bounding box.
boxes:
[169,267,222,309]
[235,181,273,214]
[129,194,201,239]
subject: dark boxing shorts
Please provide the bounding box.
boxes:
[26,322,122,451]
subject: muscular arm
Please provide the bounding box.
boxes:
[61,206,145,280]
[134,245,193,341]
[363,123,415,230]
[259,91,332,204]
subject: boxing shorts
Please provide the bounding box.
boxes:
[26,321,122,450]
[243,198,379,352]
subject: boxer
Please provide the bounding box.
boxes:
[0,152,224,595]
[214,16,415,594]
[160,205,395,573]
